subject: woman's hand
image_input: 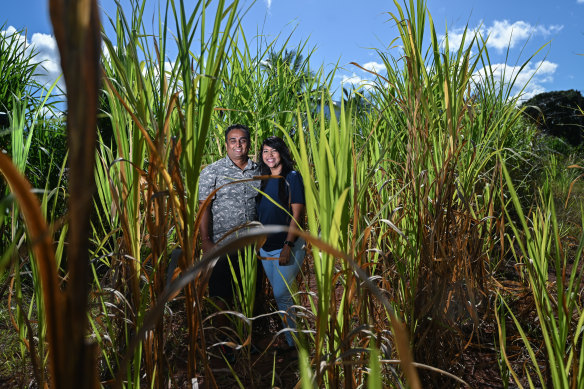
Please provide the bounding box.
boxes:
[279,244,291,266]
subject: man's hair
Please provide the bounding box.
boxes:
[224,123,251,142]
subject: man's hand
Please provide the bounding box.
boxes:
[279,244,291,266]
[198,200,215,255]
[201,238,216,255]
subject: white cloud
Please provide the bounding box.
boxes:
[488,20,532,50]
[443,20,563,52]
[362,61,385,74]
[340,73,375,91]
[472,60,558,101]
[578,0,584,4]
[30,32,63,89]
[1,26,63,90]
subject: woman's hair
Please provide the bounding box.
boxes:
[258,136,296,205]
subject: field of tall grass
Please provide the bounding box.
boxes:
[1,0,584,387]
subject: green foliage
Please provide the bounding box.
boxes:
[0,25,42,114]
[0,84,65,384]
[1,82,64,256]
[499,161,584,388]
[522,89,584,146]
[216,31,331,157]
[282,96,354,386]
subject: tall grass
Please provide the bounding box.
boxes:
[281,94,425,387]
[96,0,242,385]
[344,0,549,384]
[2,77,65,386]
[0,25,43,114]
[496,160,584,388]
[284,97,353,386]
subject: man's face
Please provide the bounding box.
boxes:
[225,128,250,162]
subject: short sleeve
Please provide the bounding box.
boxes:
[286,171,305,205]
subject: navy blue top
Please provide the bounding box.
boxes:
[257,171,305,250]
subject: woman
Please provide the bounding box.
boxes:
[257,136,305,352]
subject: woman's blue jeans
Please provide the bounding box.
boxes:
[259,238,306,347]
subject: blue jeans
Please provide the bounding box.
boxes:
[259,238,306,347]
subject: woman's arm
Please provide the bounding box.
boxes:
[279,202,305,266]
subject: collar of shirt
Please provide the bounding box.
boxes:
[222,155,257,172]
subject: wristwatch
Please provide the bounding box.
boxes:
[283,240,295,248]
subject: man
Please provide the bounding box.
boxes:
[198,123,261,302]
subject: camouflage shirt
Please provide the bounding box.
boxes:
[198,156,260,242]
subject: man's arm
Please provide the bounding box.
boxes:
[199,200,215,254]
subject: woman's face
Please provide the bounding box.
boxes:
[262,145,282,172]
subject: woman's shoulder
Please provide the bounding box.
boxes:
[285,170,304,186]
[286,170,302,180]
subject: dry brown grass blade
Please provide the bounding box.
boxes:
[7,276,28,348]
[0,152,62,387]
[350,61,391,85]
[49,0,101,387]
[565,167,584,209]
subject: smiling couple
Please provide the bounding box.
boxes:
[198,123,305,357]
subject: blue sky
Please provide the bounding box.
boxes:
[2,0,583,100]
